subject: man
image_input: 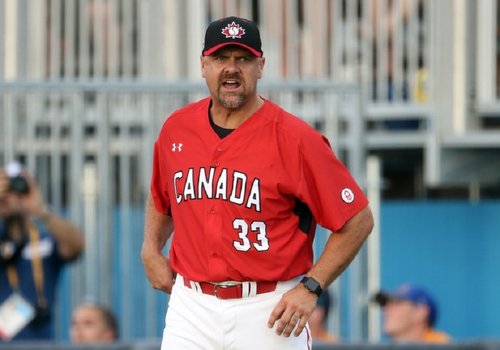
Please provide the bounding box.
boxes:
[70,302,118,343]
[0,162,85,341]
[373,283,451,343]
[141,16,373,349]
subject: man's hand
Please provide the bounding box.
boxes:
[17,173,47,217]
[0,170,47,220]
[267,283,318,337]
[141,196,175,294]
[141,245,175,294]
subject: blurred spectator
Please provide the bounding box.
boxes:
[372,283,451,344]
[70,302,118,344]
[309,289,338,344]
[0,162,85,341]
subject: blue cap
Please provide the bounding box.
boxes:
[373,284,438,326]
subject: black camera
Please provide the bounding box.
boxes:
[8,175,30,195]
[5,162,30,195]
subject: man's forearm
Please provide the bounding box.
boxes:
[141,196,176,293]
[42,211,85,260]
[142,196,173,254]
[306,206,374,288]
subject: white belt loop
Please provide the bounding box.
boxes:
[190,281,202,292]
[178,274,203,293]
[176,274,184,285]
[242,282,257,297]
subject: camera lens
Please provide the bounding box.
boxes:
[9,176,30,195]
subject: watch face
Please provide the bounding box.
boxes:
[301,277,322,296]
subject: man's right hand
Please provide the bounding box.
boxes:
[142,196,175,293]
[141,246,175,294]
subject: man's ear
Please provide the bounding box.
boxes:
[415,304,430,325]
[200,56,206,78]
[257,57,265,79]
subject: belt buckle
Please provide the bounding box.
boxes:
[213,282,238,299]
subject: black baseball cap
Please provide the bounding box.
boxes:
[202,16,263,57]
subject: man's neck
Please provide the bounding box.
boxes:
[210,96,264,129]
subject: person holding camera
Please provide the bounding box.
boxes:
[0,162,85,341]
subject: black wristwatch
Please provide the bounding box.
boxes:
[300,276,323,297]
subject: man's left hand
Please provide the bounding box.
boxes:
[267,283,318,337]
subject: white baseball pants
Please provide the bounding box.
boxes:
[161,275,312,350]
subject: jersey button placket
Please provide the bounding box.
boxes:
[207,145,225,279]
[208,207,217,259]
[213,146,223,167]
[205,203,224,279]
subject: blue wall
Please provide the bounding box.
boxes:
[56,200,500,342]
[380,200,500,340]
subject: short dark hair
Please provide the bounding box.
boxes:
[96,305,118,338]
[79,302,119,339]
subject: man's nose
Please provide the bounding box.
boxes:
[224,58,240,72]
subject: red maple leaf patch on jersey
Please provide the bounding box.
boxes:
[221,21,246,39]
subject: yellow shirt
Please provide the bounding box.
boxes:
[423,329,451,344]
[312,330,338,344]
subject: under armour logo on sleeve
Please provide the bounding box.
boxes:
[172,143,183,152]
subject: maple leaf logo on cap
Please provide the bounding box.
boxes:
[221,21,245,39]
[202,16,262,57]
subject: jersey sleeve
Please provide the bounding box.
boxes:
[150,139,171,215]
[293,131,368,232]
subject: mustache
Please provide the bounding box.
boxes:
[221,73,242,81]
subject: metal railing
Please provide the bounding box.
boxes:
[2,0,500,127]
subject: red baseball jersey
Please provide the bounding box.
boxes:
[151,97,368,282]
